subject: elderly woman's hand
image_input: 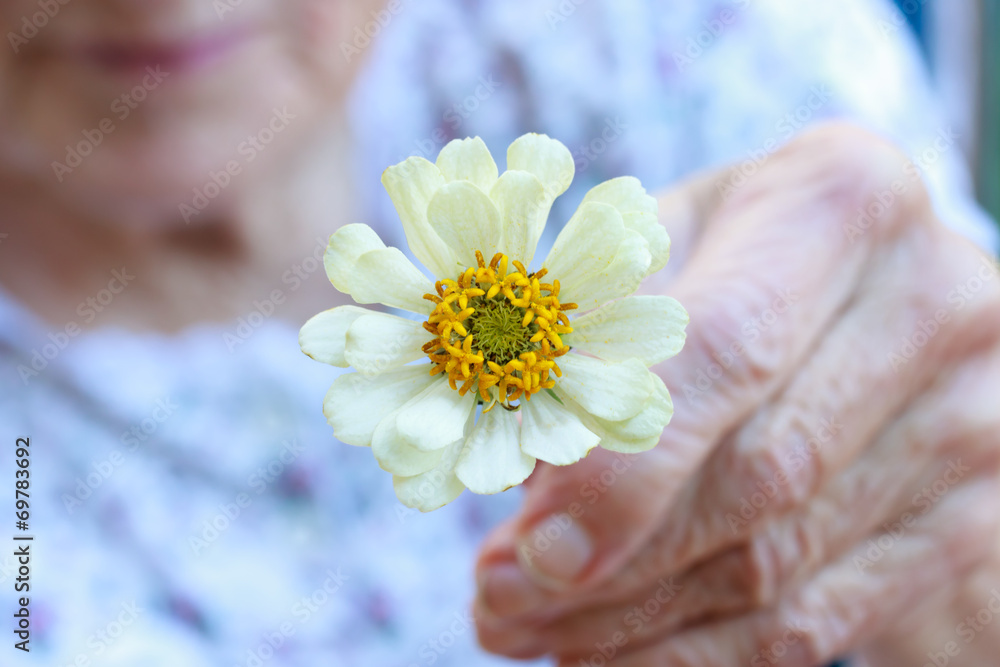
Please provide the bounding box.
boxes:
[472,123,1000,666]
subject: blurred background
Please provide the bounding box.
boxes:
[893,0,999,229]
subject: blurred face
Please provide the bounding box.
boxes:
[0,0,381,220]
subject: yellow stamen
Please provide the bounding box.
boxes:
[421,251,575,410]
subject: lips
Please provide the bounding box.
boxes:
[75,27,254,76]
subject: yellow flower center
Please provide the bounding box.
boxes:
[422,251,576,411]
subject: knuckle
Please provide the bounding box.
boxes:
[765,517,825,587]
[624,534,675,589]
[683,291,786,396]
[743,518,824,609]
[788,122,907,190]
[727,441,805,518]
[743,538,781,606]
[956,257,1000,328]
[926,241,1000,350]
[783,121,933,240]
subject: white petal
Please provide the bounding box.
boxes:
[393,439,467,511]
[343,312,429,375]
[605,435,659,453]
[569,232,651,310]
[456,408,535,495]
[322,365,437,447]
[543,202,622,284]
[507,133,575,200]
[543,202,651,310]
[436,137,499,193]
[372,406,446,476]
[382,157,460,277]
[490,170,550,266]
[520,393,600,465]
[623,211,670,275]
[581,176,657,215]
[597,374,673,441]
[352,249,437,314]
[564,295,689,366]
[299,306,370,367]
[560,374,673,453]
[582,177,669,274]
[323,224,381,288]
[325,224,435,313]
[556,354,655,421]
[426,181,502,267]
[396,379,477,452]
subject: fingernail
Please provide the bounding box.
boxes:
[479,561,547,618]
[515,513,593,587]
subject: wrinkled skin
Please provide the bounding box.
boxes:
[473,123,1000,666]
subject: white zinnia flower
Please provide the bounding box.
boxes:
[300,134,687,511]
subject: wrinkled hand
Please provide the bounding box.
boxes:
[472,124,1000,666]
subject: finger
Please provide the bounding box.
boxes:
[630,224,1000,578]
[566,469,1000,667]
[476,124,925,597]
[475,349,1000,658]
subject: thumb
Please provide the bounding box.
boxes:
[506,446,684,587]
